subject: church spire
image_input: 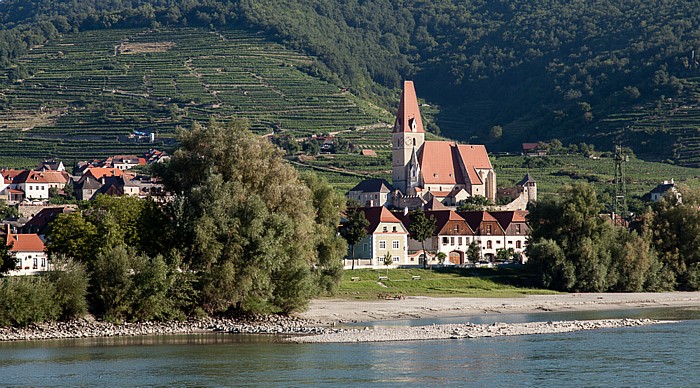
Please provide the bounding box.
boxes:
[393,81,425,134]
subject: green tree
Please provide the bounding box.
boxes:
[489,125,503,140]
[383,252,393,276]
[436,252,447,266]
[526,183,615,291]
[466,241,481,263]
[47,256,89,320]
[408,209,436,269]
[156,119,338,314]
[458,195,494,211]
[340,209,369,270]
[45,212,99,265]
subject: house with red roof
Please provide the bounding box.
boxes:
[343,206,409,269]
[391,81,496,208]
[5,227,49,275]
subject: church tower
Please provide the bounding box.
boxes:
[392,81,425,194]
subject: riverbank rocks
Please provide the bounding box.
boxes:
[0,315,334,342]
[289,318,675,344]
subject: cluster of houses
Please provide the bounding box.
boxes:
[344,204,530,269]
[0,150,168,204]
[1,150,168,275]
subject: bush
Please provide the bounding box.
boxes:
[47,256,89,321]
[0,276,59,327]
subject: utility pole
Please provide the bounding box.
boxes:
[613,144,628,224]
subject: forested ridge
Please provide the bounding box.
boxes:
[2,0,700,162]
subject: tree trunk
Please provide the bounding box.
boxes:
[351,244,356,270]
[421,242,427,269]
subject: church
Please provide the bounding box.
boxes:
[391,81,496,208]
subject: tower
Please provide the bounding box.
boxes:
[392,81,425,194]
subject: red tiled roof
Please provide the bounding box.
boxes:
[6,233,45,252]
[40,171,69,184]
[426,210,474,235]
[393,81,424,134]
[83,167,124,180]
[13,170,48,184]
[356,206,406,234]
[456,144,492,184]
[420,141,464,185]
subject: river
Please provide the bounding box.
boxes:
[1,307,698,387]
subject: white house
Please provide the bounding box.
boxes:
[6,231,49,275]
[344,206,409,269]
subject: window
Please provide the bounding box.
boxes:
[29,185,33,190]
[486,225,492,235]
[508,241,513,244]
[393,256,400,263]
[363,243,369,252]
[450,237,455,245]
[41,257,46,268]
[382,226,388,232]
[379,241,386,249]
[454,224,459,233]
[33,257,38,269]
[392,226,397,232]
[379,256,385,262]
[458,237,463,245]
[516,241,522,249]
[393,241,399,249]
[442,236,449,245]
[487,241,492,249]
[515,224,521,234]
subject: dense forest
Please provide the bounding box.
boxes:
[1,0,700,161]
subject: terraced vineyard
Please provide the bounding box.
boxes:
[0,28,386,164]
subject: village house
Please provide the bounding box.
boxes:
[344,206,409,269]
[649,179,681,203]
[22,206,75,237]
[37,159,65,172]
[346,179,394,207]
[5,226,49,276]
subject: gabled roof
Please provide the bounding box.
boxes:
[13,170,48,184]
[650,183,676,194]
[40,171,69,184]
[426,210,474,235]
[348,179,394,194]
[75,176,103,190]
[424,197,448,210]
[2,169,24,184]
[517,173,536,186]
[83,167,124,181]
[393,81,424,134]
[490,210,528,230]
[37,160,64,171]
[356,206,406,234]
[23,207,74,234]
[457,211,502,233]
[456,144,492,184]
[419,141,465,185]
[6,233,45,252]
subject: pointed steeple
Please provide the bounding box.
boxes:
[393,81,425,133]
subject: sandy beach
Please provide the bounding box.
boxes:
[297,292,700,324]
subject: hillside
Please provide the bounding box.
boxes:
[1,0,700,164]
[0,27,386,163]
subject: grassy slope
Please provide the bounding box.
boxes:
[0,27,386,166]
[336,268,558,300]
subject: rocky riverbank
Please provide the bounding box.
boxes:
[289,318,674,343]
[0,315,334,342]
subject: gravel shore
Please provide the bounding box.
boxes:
[0,315,330,342]
[289,318,674,343]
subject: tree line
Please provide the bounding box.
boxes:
[0,119,346,326]
[526,182,700,292]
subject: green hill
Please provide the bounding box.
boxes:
[0,27,386,162]
[1,0,700,166]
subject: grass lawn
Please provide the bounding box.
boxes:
[335,268,559,300]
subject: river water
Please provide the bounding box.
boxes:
[1,307,698,387]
